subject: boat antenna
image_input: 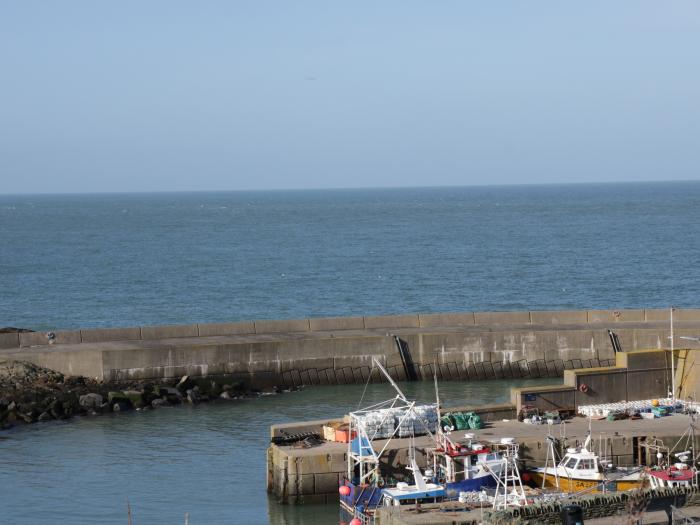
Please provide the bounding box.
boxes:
[373,357,408,402]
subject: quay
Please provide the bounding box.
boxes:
[267,347,700,507]
[2,308,700,390]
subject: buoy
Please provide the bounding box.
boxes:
[652,399,660,407]
[350,518,362,525]
[339,485,351,496]
[521,472,532,482]
[579,383,590,393]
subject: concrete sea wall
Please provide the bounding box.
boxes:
[1,308,698,388]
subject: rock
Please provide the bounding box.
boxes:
[141,384,158,404]
[161,387,182,405]
[219,391,231,399]
[107,391,128,404]
[176,375,194,393]
[122,390,145,409]
[112,400,131,412]
[49,399,64,419]
[161,387,181,397]
[186,388,199,405]
[20,412,35,423]
[61,393,79,417]
[208,380,222,397]
[7,401,16,411]
[108,392,132,412]
[38,411,51,422]
[79,393,103,409]
[151,398,168,408]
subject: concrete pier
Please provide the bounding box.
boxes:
[268,412,700,505]
[1,308,699,388]
[266,349,687,505]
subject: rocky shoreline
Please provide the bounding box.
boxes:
[0,360,284,430]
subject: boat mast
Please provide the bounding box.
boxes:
[490,439,527,509]
[671,307,676,401]
[543,433,560,489]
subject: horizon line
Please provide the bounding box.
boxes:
[1,178,698,197]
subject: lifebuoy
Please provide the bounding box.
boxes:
[579,383,590,393]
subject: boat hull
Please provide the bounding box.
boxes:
[529,471,641,493]
[445,475,498,495]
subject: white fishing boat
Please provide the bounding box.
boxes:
[529,434,643,493]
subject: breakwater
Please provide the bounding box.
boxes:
[0,360,266,429]
[1,308,698,389]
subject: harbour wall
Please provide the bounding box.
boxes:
[1,308,698,388]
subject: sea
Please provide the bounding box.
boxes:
[1,181,699,524]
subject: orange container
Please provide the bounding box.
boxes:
[334,425,356,443]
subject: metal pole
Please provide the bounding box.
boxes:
[671,307,676,401]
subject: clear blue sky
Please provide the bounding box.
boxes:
[1,1,699,193]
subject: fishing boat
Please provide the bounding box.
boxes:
[642,420,699,490]
[648,464,696,489]
[380,447,446,508]
[529,434,643,493]
[339,359,442,522]
[428,432,503,494]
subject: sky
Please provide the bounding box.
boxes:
[1,1,699,194]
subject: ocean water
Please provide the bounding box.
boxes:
[2,182,700,331]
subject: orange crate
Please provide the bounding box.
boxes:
[334,425,356,443]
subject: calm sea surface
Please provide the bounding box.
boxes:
[2,183,700,330]
[1,182,699,524]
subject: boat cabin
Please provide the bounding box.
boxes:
[557,448,603,479]
[381,482,446,507]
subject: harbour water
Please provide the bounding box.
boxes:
[0,378,558,525]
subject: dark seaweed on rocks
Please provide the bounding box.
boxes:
[0,327,34,333]
[0,360,278,430]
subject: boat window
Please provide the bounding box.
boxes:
[577,459,595,470]
[564,457,578,469]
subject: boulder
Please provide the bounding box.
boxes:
[49,399,64,419]
[79,393,103,410]
[151,398,168,408]
[186,388,199,405]
[112,400,131,412]
[176,375,194,393]
[20,412,35,424]
[207,380,222,397]
[160,387,182,405]
[107,392,132,412]
[122,390,145,409]
[108,391,129,404]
